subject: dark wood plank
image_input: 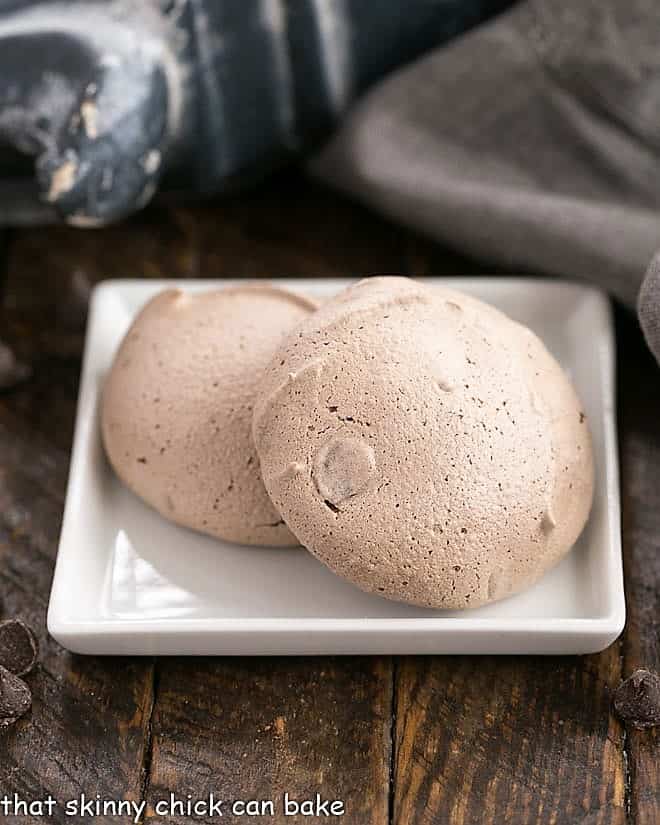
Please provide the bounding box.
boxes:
[0,226,156,824]
[0,412,152,823]
[392,650,625,825]
[145,657,392,824]
[618,308,660,825]
[405,232,494,278]
[185,173,408,280]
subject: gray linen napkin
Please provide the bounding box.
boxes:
[640,254,660,362]
[310,0,660,363]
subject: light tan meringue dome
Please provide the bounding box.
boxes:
[101,284,317,546]
[253,276,594,608]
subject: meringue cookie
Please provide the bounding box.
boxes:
[102,283,317,546]
[253,276,594,608]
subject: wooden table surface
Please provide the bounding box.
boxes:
[0,175,657,825]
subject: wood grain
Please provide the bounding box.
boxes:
[618,309,660,825]
[392,651,626,825]
[0,334,154,823]
[179,174,408,280]
[1,219,162,824]
[145,657,392,824]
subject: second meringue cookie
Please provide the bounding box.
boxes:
[102,283,317,546]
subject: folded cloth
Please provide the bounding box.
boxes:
[310,0,660,363]
[640,255,660,364]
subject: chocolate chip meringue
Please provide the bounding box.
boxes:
[253,276,594,608]
[102,283,317,546]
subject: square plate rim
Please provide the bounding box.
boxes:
[47,276,625,653]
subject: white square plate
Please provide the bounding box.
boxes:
[48,278,624,655]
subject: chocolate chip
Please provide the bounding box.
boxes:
[0,619,39,677]
[613,669,660,729]
[0,665,31,728]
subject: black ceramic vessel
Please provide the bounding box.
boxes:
[0,0,511,225]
